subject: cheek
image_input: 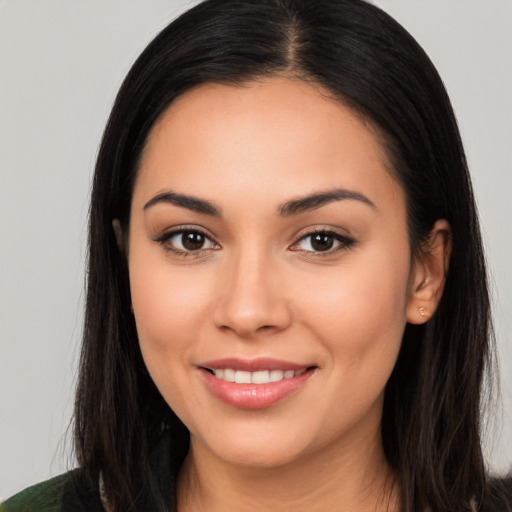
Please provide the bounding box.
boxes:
[128,245,214,385]
[129,262,216,424]
[295,254,410,438]
[297,246,410,376]
[130,244,210,330]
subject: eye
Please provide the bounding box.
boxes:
[291,230,355,254]
[155,228,219,255]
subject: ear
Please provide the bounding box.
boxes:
[112,219,125,251]
[406,219,452,325]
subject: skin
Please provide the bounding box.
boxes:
[123,77,450,511]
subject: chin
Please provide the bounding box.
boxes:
[193,422,316,469]
[214,443,306,469]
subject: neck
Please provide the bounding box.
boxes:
[177,426,399,512]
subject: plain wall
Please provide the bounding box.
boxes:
[1,0,511,500]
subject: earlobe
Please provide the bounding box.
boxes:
[406,219,452,325]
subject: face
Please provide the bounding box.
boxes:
[127,77,416,469]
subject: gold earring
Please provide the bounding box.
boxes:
[419,306,426,317]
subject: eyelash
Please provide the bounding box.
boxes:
[291,229,356,256]
[153,227,355,258]
[153,227,218,257]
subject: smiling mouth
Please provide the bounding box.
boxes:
[199,363,317,409]
[202,367,314,384]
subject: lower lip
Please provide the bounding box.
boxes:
[199,368,315,410]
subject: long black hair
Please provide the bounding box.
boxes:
[74,1,496,510]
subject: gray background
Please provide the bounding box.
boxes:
[1,0,511,500]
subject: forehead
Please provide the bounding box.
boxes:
[134,77,404,216]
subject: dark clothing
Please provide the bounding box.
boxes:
[0,472,102,512]
[1,435,175,512]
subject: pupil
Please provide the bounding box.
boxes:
[182,231,205,251]
[311,233,333,251]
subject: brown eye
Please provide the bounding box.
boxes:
[310,233,334,251]
[292,230,355,254]
[158,229,218,254]
[181,231,206,251]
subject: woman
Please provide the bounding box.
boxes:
[2,0,510,510]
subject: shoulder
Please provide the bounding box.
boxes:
[0,470,104,512]
[1,473,68,512]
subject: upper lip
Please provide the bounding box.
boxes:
[198,357,314,372]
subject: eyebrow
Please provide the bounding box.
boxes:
[279,188,376,216]
[143,187,376,218]
[143,191,222,216]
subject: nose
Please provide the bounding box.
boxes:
[212,248,292,338]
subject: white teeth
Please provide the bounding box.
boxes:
[222,368,235,382]
[270,370,284,382]
[234,370,252,384]
[211,368,308,384]
[251,370,270,384]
